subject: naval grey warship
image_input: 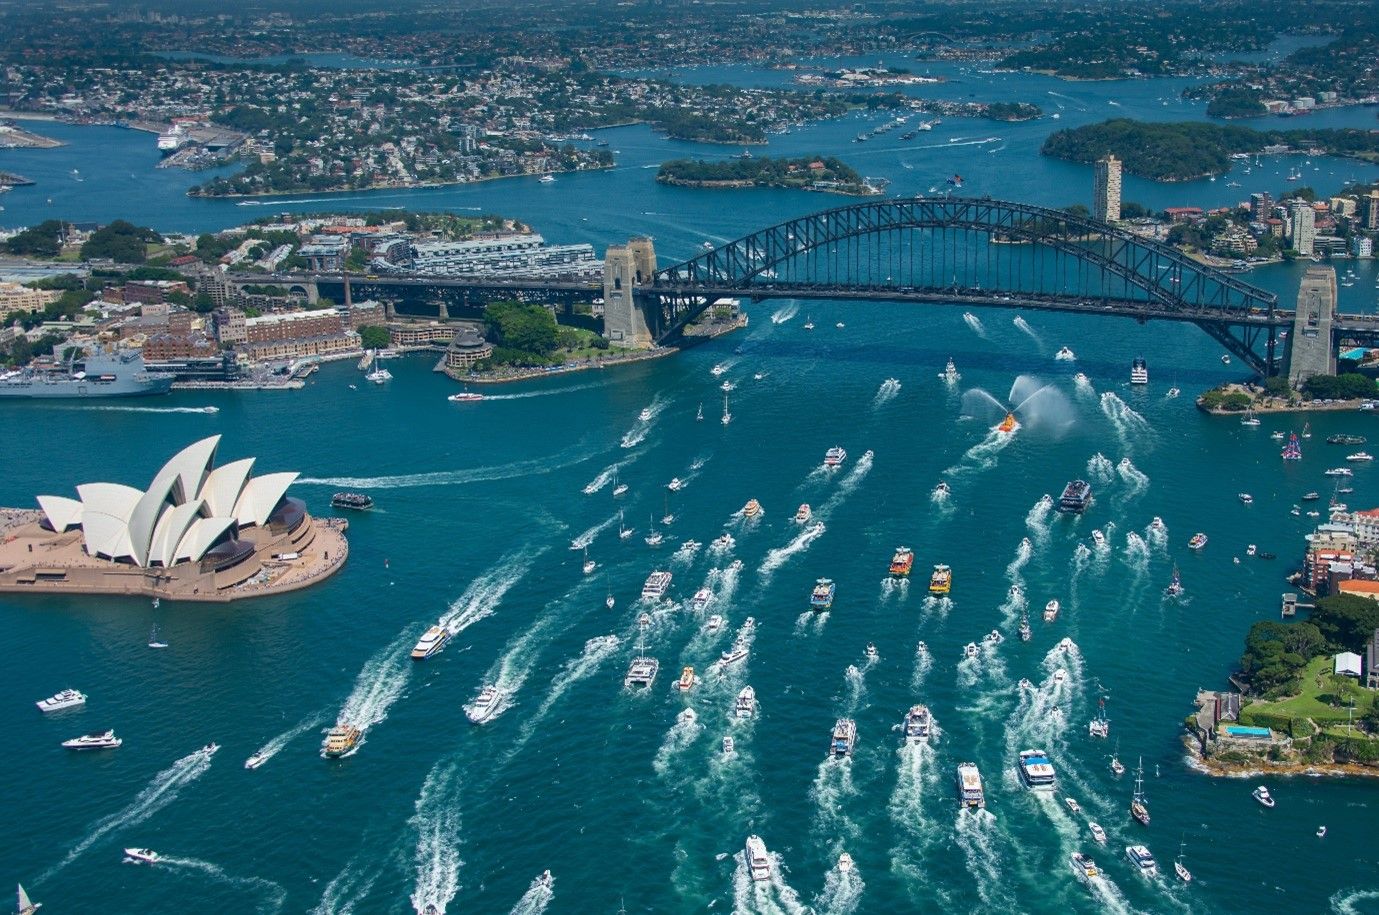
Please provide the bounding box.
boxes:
[0,350,173,398]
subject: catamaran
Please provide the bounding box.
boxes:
[810,578,836,611]
[15,884,40,915]
[903,704,932,741]
[830,718,857,757]
[956,762,985,809]
[1089,696,1110,738]
[624,613,658,688]
[928,564,952,594]
[1017,749,1057,791]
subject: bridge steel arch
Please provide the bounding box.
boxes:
[647,197,1283,374]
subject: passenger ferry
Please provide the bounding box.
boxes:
[735,686,757,718]
[794,503,812,524]
[641,570,672,601]
[830,718,857,757]
[1043,599,1060,621]
[624,656,659,689]
[410,625,451,660]
[1017,749,1057,790]
[331,492,373,511]
[1129,357,1149,384]
[889,547,915,576]
[1057,480,1093,513]
[824,446,847,467]
[448,389,483,402]
[1125,845,1158,878]
[690,588,714,611]
[928,564,952,593]
[745,835,772,881]
[956,762,985,808]
[742,498,762,518]
[810,578,837,610]
[903,704,932,741]
[1187,532,1207,550]
[36,689,86,713]
[62,729,122,750]
[322,723,361,758]
[674,666,696,691]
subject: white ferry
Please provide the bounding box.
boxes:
[824,446,847,467]
[36,689,86,713]
[830,718,857,757]
[691,588,714,611]
[641,570,672,601]
[903,704,932,741]
[410,625,450,660]
[1130,357,1149,384]
[956,762,985,808]
[735,685,757,718]
[1017,749,1057,791]
[465,685,506,724]
[1125,845,1158,878]
[624,656,659,689]
[745,835,772,881]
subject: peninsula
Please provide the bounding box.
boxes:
[657,155,879,195]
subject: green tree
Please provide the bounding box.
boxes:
[1311,594,1379,652]
[6,220,65,257]
[358,325,390,349]
[81,220,161,264]
[483,301,557,355]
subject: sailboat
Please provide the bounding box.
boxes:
[1240,408,1260,427]
[661,492,675,526]
[721,391,732,426]
[803,314,815,330]
[644,513,663,547]
[696,402,704,422]
[1089,695,1110,738]
[16,884,41,915]
[1174,839,1192,882]
[1164,564,1183,597]
[1130,757,1150,825]
[618,510,633,540]
[582,546,596,575]
[1302,421,1312,440]
[148,624,168,649]
[612,468,628,498]
[1110,739,1126,776]
[604,575,615,610]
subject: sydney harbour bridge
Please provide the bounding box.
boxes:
[232,196,1377,379]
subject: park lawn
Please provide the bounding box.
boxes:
[1247,656,1377,723]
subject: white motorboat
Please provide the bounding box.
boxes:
[1347,452,1373,462]
[1125,844,1158,878]
[1054,669,1067,684]
[123,848,160,865]
[1252,785,1275,808]
[678,707,697,726]
[1238,492,1254,504]
[984,629,1003,645]
[734,686,757,718]
[244,751,268,770]
[410,624,451,660]
[691,588,714,611]
[705,614,724,633]
[1065,797,1082,814]
[465,685,506,724]
[723,735,735,754]
[638,407,653,422]
[865,642,879,660]
[62,729,122,750]
[903,704,932,741]
[1043,599,1060,622]
[745,835,771,881]
[1057,637,1074,653]
[36,689,87,713]
[1055,346,1076,361]
[668,477,684,491]
[711,533,735,552]
[1088,822,1107,844]
[838,852,853,873]
[1070,852,1099,881]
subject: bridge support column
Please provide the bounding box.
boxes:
[602,237,656,348]
[1286,265,1336,388]
[438,300,449,319]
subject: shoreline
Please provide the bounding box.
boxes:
[187,163,616,200]
[1184,738,1379,780]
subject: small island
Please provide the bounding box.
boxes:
[1043,119,1379,181]
[657,155,881,196]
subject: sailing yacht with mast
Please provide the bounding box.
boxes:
[1130,757,1150,825]
[1174,839,1192,882]
[15,884,40,915]
[644,513,663,547]
[619,510,633,540]
[721,391,732,425]
[624,612,658,688]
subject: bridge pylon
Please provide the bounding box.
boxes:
[602,237,657,347]
[1285,265,1337,388]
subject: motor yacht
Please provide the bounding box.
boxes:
[903,704,932,741]
[448,389,483,402]
[1089,822,1107,844]
[1065,797,1082,815]
[641,570,672,601]
[1252,785,1275,808]
[244,751,268,770]
[1043,599,1060,622]
[824,446,847,468]
[830,718,857,757]
[465,685,506,724]
[36,689,86,713]
[794,503,812,523]
[1071,852,1099,881]
[956,762,985,808]
[410,625,451,660]
[705,614,724,633]
[838,852,853,873]
[742,498,762,518]
[624,656,659,689]
[1125,845,1158,878]
[734,686,757,718]
[717,641,749,668]
[62,730,122,750]
[745,835,772,881]
[691,588,714,612]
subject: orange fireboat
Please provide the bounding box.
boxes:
[996,412,1017,433]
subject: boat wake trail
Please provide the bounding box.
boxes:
[570,513,618,550]
[880,577,909,603]
[440,550,533,633]
[621,394,667,448]
[821,450,874,512]
[409,762,463,915]
[944,429,1015,476]
[157,856,287,913]
[1100,392,1151,444]
[1005,537,1033,585]
[1012,315,1043,349]
[843,663,869,713]
[300,445,591,489]
[911,641,934,692]
[582,459,629,495]
[732,850,809,915]
[1145,519,1169,549]
[1025,494,1054,544]
[872,378,902,407]
[77,405,220,414]
[247,710,328,769]
[1086,452,1115,483]
[888,732,948,902]
[1123,531,1150,573]
[1073,373,1096,398]
[505,635,621,766]
[919,595,951,618]
[1116,457,1150,497]
[508,873,555,915]
[956,643,1009,715]
[332,632,413,754]
[759,521,826,580]
[771,302,799,324]
[954,808,1016,909]
[998,585,1028,632]
[477,382,600,401]
[814,858,865,915]
[962,312,988,338]
[312,849,384,915]
[653,709,704,777]
[43,746,214,880]
[811,756,861,846]
[1330,889,1379,915]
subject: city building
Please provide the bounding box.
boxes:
[1250,192,1274,220]
[443,326,494,370]
[298,238,348,272]
[409,233,601,280]
[1290,200,1316,256]
[142,330,220,361]
[1367,191,1379,230]
[1092,154,1122,223]
[342,299,387,328]
[1368,628,1379,690]
[123,279,191,305]
[389,322,456,348]
[212,308,247,345]
[1352,236,1373,258]
[0,281,60,313]
[244,310,344,343]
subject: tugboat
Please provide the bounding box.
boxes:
[995,412,1018,434]
[928,564,952,594]
[810,578,837,611]
[889,547,915,577]
[321,723,362,758]
[830,718,857,757]
[903,704,932,741]
[331,492,374,511]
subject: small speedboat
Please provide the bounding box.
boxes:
[1089,822,1107,844]
[1252,785,1275,808]
[838,852,854,873]
[723,735,735,755]
[1317,825,1327,838]
[244,752,268,770]
[865,643,879,660]
[963,642,979,659]
[1065,797,1082,815]
[123,848,160,865]
[638,407,653,422]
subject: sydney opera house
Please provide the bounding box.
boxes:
[0,436,347,601]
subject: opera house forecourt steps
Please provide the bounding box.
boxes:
[0,435,346,602]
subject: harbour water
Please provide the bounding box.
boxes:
[3,54,1379,915]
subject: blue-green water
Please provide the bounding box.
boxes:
[4,57,1379,915]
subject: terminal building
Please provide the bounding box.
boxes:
[409,233,602,280]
